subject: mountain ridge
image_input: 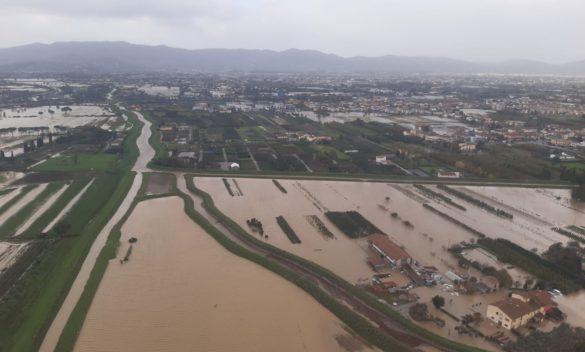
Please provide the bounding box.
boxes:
[0,41,583,75]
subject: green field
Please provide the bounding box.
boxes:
[32,154,117,172]
[561,161,585,172]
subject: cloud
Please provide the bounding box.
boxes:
[0,0,584,63]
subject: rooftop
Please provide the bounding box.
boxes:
[367,234,411,261]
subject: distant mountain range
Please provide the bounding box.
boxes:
[0,41,584,75]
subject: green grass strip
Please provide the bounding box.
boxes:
[0,182,64,239]
[0,185,36,217]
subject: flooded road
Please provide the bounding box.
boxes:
[75,196,371,352]
[39,110,153,352]
[131,111,153,172]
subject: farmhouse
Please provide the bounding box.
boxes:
[366,234,412,267]
[486,291,556,330]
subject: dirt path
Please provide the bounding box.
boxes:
[39,109,154,352]
[14,183,69,236]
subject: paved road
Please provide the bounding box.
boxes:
[39,110,154,352]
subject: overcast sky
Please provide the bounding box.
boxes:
[0,0,583,63]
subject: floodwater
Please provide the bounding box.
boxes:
[195,177,376,282]
[443,186,582,252]
[131,111,154,172]
[194,178,481,282]
[14,183,69,236]
[555,291,585,327]
[0,105,117,155]
[75,197,372,352]
[410,286,507,352]
[0,105,113,131]
[195,178,585,279]
[0,183,47,224]
[42,179,94,233]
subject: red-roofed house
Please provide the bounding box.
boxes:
[486,290,557,329]
[366,234,412,267]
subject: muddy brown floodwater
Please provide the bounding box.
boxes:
[195,177,480,282]
[75,197,375,352]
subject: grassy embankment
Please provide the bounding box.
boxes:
[0,108,142,352]
[0,182,64,239]
[184,176,487,352]
[149,163,574,188]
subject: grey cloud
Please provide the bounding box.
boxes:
[0,0,584,63]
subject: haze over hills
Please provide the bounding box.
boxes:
[0,41,584,75]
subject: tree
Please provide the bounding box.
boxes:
[574,341,585,352]
[544,242,583,276]
[432,295,445,309]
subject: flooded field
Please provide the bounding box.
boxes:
[75,196,372,352]
[0,105,118,155]
[195,178,484,281]
[0,105,113,130]
[194,178,585,349]
[440,186,583,252]
[195,177,585,278]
